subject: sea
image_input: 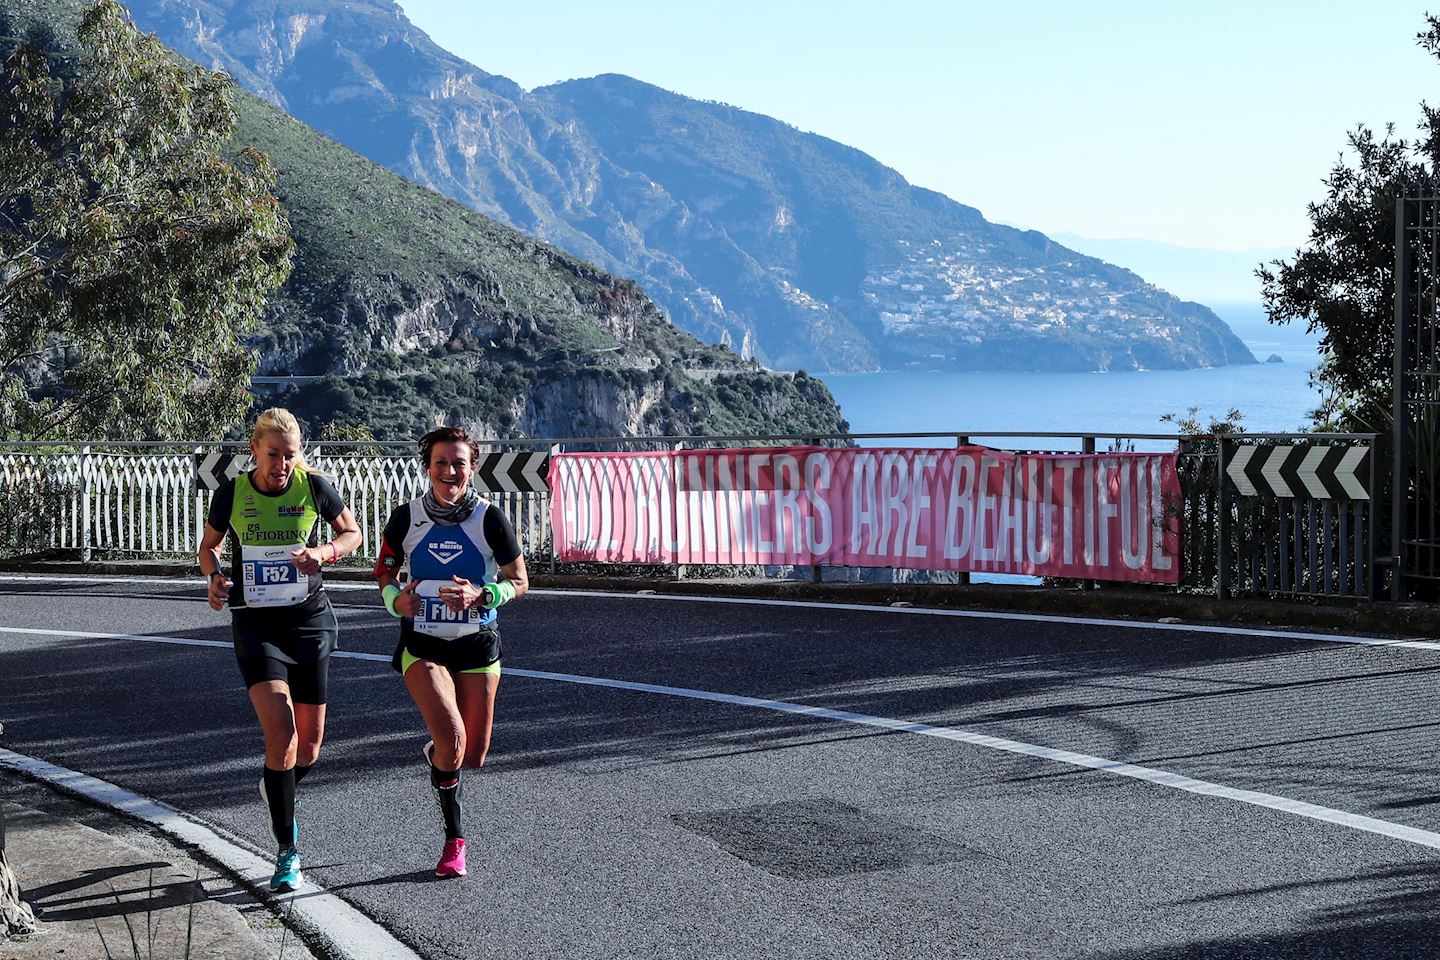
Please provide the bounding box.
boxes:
[819,303,1322,452]
[816,302,1320,582]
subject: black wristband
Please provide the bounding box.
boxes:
[208,571,225,583]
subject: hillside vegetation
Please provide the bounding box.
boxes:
[120,0,1255,374]
[0,0,850,440]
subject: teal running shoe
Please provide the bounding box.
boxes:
[269,846,302,893]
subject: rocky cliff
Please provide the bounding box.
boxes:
[121,0,1257,373]
[3,0,850,441]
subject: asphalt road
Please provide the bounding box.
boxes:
[4,575,1440,959]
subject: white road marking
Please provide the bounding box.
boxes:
[4,623,1440,854]
[1,574,1433,651]
[512,666,1440,853]
[0,748,423,960]
[0,574,377,589]
[527,589,1440,652]
[0,626,231,647]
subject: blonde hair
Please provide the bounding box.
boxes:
[251,407,318,474]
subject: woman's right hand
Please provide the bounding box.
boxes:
[207,573,231,611]
[394,579,422,618]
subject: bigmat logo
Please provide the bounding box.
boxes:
[428,540,464,565]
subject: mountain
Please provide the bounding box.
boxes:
[119,0,1256,373]
[1049,234,1292,305]
[2,0,849,441]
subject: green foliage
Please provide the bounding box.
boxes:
[1160,406,1247,439]
[1257,17,1440,433]
[645,368,852,439]
[0,0,293,441]
[272,353,527,441]
[1,0,848,443]
[0,469,73,559]
[218,72,851,440]
[315,419,385,456]
[1158,407,1251,593]
[1258,125,1420,432]
[1161,406,1248,538]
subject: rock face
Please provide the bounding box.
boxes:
[3,0,850,442]
[524,376,666,440]
[123,0,1256,373]
[224,93,851,442]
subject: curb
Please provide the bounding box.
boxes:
[0,751,421,960]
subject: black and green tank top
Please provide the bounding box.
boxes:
[207,468,344,613]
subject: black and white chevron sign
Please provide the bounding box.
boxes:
[194,452,251,491]
[1225,444,1370,500]
[474,452,549,493]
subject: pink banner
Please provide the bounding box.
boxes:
[548,446,1182,583]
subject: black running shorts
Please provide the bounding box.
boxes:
[232,595,337,704]
[235,654,330,705]
[390,623,501,674]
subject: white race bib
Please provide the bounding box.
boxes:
[412,580,482,638]
[240,543,309,608]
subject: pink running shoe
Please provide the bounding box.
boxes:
[436,837,467,878]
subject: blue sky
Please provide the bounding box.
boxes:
[396,2,1435,252]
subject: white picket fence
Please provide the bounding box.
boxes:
[0,445,552,561]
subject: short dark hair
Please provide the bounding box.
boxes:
[419,426,481,467]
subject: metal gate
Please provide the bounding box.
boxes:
[1393,184,1440,596]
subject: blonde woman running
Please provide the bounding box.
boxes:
[197,408,361,892]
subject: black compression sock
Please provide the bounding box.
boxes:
[294,763,313,786]
[262,765,297,850]
[429,763,464,841]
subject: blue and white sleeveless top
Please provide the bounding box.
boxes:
[376,495,521,638]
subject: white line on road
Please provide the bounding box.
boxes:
[539,588,1440,652]
[5,623,1440,855]
[0,748,423,960]
[3,573,1437,651]
[0,625,232,648]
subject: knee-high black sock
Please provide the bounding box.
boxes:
[262,765,297,850]
[294,762,313,787]
[429,763,463,841]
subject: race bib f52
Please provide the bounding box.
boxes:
[240,544,308,607]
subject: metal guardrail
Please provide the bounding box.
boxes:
[0,444,549,562]
[0,431,1382,599]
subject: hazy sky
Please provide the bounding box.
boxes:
[396,1,1436,253]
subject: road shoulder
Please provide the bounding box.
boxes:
[0,770,316,960]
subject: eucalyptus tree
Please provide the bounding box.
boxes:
[0,0,293,441]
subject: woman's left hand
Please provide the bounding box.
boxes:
[289,546,323,575]
[437,575,483,612]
